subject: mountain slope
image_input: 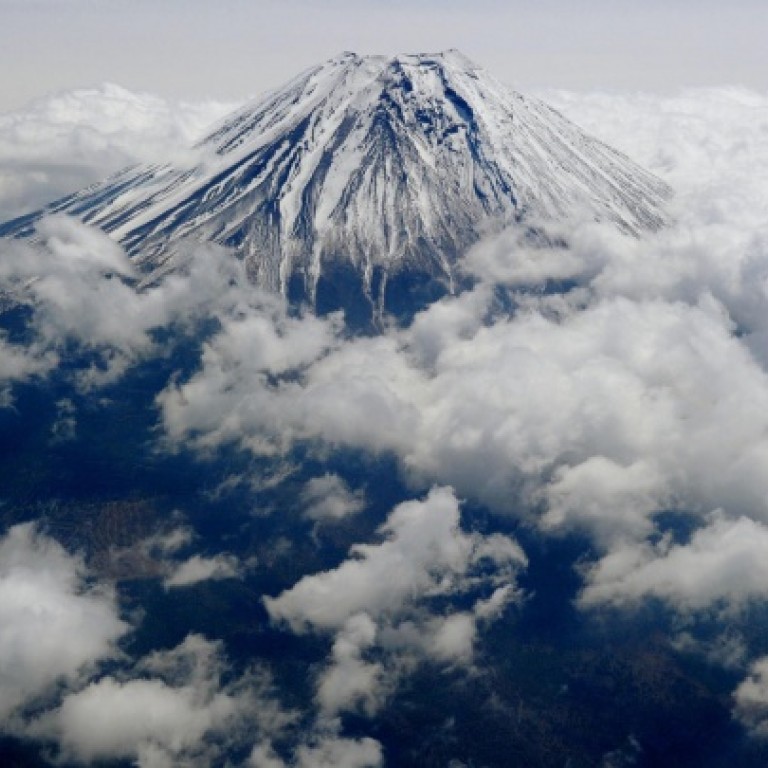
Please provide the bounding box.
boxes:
[0,50,671,319]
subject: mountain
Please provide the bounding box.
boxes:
[0,50,671,322]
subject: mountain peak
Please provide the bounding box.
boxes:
[328,49,478,67]
[0,52,671,325]
[398,49,480,68]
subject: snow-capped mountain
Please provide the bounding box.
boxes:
[0,50,670,319]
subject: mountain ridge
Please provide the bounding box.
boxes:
[0,50,672,322]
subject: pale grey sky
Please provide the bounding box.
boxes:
[1,0,767,111]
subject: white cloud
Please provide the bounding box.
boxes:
[1,217,139,354]
[8,85,768,750]
[267,488,525,716]
[49,676,233,762]
[0,523,128,722]
[143,525,196,556]
[0,83,237,220]
[461,219,603,288]
[422,612,477,663]
[163,284,768,552]
[0,215,285,391]
[164,553,243,589]
[734,657,768,739]
[249,734,383,768]
[579,515,768,612]
[0,334,57,399]
[315,614,384,717]
[266,487,525,635]
[543,88,768,207]
[32,634,294,767]
[301,474,365,522]
[672,630,747,670]
[157,294,341,453]
[0,525,287,764]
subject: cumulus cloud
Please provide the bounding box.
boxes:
[159,281,768,551]
[266,487,525,635]
[542,87,768,207]
[7,84,768,749]
[0,334,56,402]
[315,614,384,717]
[0,83,238,220]
[143,525,196,556]
[156,289,341,455]
[250,734,383,768]
[301,474,365,522]
[0,522,281,764]
[734,657,768,739]
[31,634,294,767]
[1,217,139,354]
[164,553,243,589]
[0,523,128,722]
[672,630,747,670]
[579,515,768,612]
[0,518,370,766]
[50,676,232,762]
[0,215,291,392]
[267,487,525,716]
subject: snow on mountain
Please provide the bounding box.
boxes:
[0,50,671,319]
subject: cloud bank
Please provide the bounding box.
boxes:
[4,85,768,755]
[0,83,237,220]
[6,88,768,619]
[148,88,768,623]
[267,487,526,717]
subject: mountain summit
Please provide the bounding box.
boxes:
[1,51,670,321]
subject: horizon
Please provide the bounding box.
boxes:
[1,0,767,113]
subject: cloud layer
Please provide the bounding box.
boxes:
[0,83,237,220]
[4,85,768,758]
[6,88,768,619]
[147,88,768,622]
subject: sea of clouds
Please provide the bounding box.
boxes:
[2,83,768,765]
[0,83,237,222]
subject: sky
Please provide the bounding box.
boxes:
[1,0,768,112]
